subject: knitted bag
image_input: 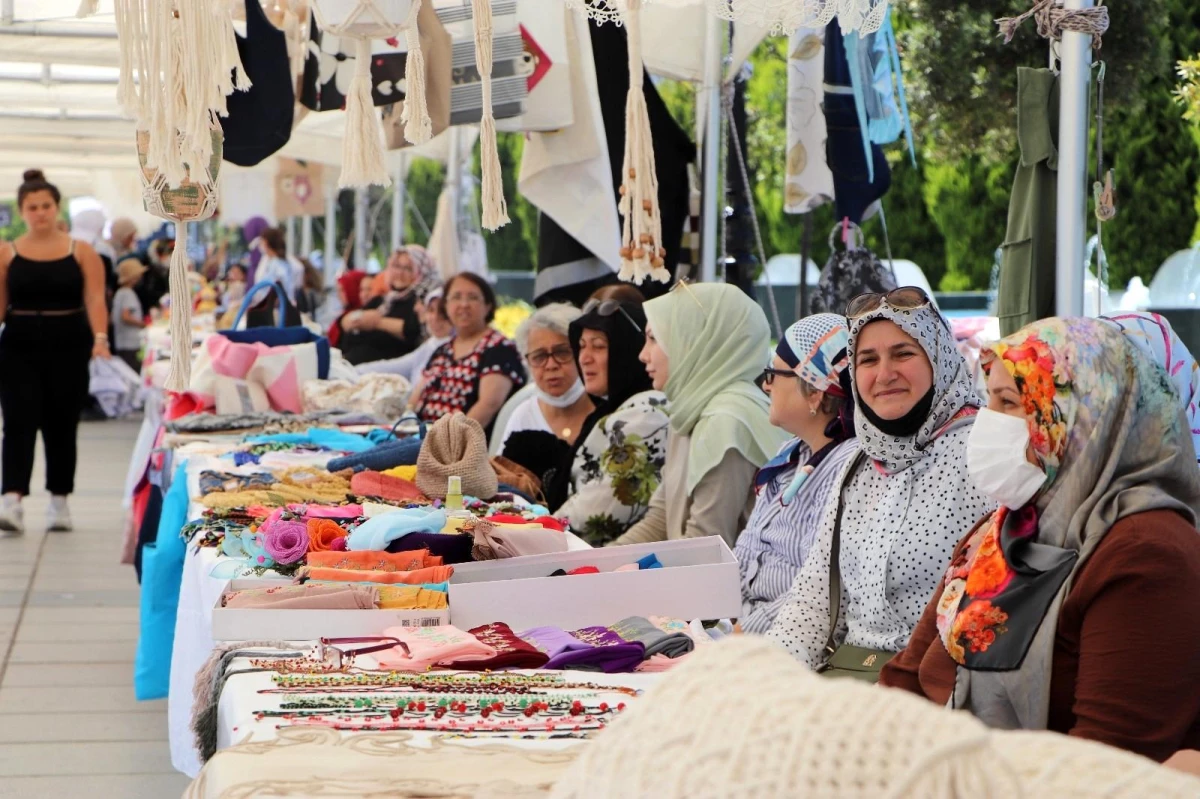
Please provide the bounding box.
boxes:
[809,221,897,316]
[415,412,498,499]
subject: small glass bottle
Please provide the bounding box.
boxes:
[445,476,464,511]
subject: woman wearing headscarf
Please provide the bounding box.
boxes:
[1103,311,1200,461]
[881,317,1200,762]
[541,297,670,544]
[613,283,789,547]
[340,246,434,365]
[327,268,367,349]
[767,288,995,672]
[736,314,860,634]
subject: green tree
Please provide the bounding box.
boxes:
[474,132,538,271]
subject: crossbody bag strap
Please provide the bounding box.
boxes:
[823,450,867,659]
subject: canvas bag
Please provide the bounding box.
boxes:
[383,0,453,149]
[494,0,573,133]
[300,12,409,111]
[809,222,897,316]
[223,0,294,166]
[437,0,527,125]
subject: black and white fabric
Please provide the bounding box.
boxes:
[808,222,896,316]
[438,0,528,124]
[300,14,411,111]
[765,303,994,667]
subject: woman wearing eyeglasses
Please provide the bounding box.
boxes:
[499,303,594,449]
[767,288,994,674]
[612,283,789,548]
[735,314,860,634]
[548,297,670,545]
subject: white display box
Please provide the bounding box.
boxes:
[447,537,741,631]
[212,579,450,641]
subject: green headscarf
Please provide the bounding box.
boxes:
[643,283,789,494]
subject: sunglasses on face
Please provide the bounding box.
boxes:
[526,344,575,369]
[582,298,642,333]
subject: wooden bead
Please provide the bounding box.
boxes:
[619,247,632,259]
[632,247,645,258]
[638,234,652,244]
[641,200,653,212]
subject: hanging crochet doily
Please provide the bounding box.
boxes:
[561,0,891,35]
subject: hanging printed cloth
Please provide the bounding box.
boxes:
[842,11,914,169]
[784,27,834,215]
[301,15,413,111]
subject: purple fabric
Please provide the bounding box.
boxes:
[243,216,269,283]
[518,625,646,673]
[387,531,474,564]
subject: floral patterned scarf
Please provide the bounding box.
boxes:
[937,317,1200,731]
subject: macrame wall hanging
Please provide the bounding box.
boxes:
[112,0,248,391]
[561,0,891,36]
[310,0,433,187]
[617,0,668,285]
[471,0,510,230]
[275,0,313,80]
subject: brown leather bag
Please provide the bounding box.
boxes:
[383,0,451,149]
[490,455,544,504]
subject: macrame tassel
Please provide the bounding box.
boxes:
[76,0,99,18]
[281,0,308,80]
[472,0,509,230]
[617,0,668,285]
[340,37,392,188]
[165,222,193,392]
[400,0,433,145]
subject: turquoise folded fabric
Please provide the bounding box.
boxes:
[135,459,190,700]
[346,507,448,551]
[245,427,379,453]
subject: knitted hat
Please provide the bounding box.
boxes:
[549,637,1200,798]
[415,412,498,500]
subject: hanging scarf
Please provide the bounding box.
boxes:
[847,303,981,474]
[938,317,1200,731]
[644,283,788,494]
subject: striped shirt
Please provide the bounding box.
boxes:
[735,437,860,634]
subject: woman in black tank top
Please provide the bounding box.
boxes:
[0,170,112,534]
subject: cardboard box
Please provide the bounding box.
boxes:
[212,579,450,641]
[447,537,741,631]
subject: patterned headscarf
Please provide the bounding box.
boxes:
[846,303,981,474]
[777,313,850,396]
[402,245,442,300]
[1104,312,1200,461]
[937,317,1200,731]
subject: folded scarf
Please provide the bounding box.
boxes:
[347,507,446,551]
[386,532,475,564]
[376,585,449,610]
[610,615,694,659]
[307,549,442,571]
[289,503,364,519]
[375,625,497,671]
[472,520,568,561]
[220,583,379,609]
[382,465,419,482]
[350,470,427,502]
[301,565,454,585]
[518,626,646,673]
[440,622,550,670]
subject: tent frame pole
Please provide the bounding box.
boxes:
[1054,0,1093,317]
[699,14,724,283]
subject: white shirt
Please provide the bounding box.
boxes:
[498,395,553,450]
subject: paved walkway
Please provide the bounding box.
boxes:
[0,419,190,798]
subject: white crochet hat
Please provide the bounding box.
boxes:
[549,637,1200,798]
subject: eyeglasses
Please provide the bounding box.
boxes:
[582,298,642,333]
[526,344,575,368]
[669,278,707,315]
[757,367,798,388]
[845,287,933,319]
[315,636,404,670]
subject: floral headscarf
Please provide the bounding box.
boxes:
[937,317,1200,731]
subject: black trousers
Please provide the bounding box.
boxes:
[0,315,92,496]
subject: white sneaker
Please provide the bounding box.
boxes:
[47,496,72,532]
[0,495,23,534]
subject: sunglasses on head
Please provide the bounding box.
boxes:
[582,298,642,333]
[669,278,707,315]
[845,286,949,330]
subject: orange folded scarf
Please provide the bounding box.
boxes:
[302,565,454,585]
[306,549,443,571]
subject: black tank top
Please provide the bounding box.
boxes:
[7,242,85,312]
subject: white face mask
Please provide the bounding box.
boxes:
[538,378,587,409]
[967,408,1048,510]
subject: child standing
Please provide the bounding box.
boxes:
[112,258,147,373]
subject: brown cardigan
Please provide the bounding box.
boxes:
[879,509,1200,763]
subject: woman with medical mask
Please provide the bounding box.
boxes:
[767,288,994,674]
[881,317,1200,761]
[611,283,788,548]
[499,303,594,449]
[735,314,860,634]
[530,297,670,544]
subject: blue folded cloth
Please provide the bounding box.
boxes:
[346,507,448,551]
[246,427,377,453]
[326,435,423,473]
[637,553,663,570]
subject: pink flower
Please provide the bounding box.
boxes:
[261,520,309,564]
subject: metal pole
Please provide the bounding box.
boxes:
[445,126,462,211]
[391,158,406,251]
[285,216,297,258]
[1054,0,1093,317]
[699,14,724,283]
[324,187,337,282]
[301,215,313,259]
[1,0,15,26]
[354,187,369,272]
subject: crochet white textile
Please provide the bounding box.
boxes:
[549,637,1200,798]
[561,0,892,36]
